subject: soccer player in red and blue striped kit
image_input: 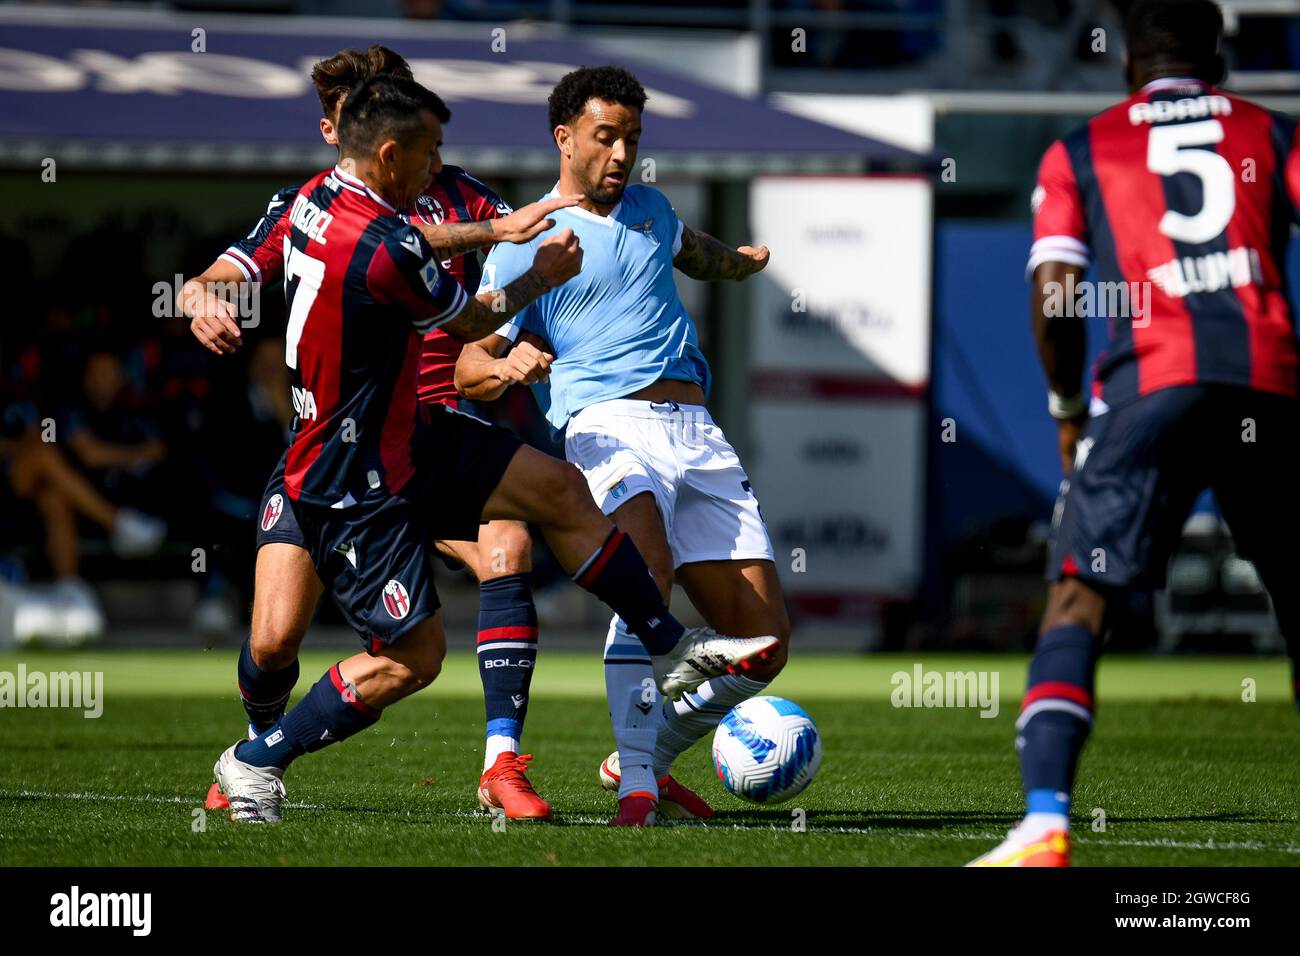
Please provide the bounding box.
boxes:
[205,74,776,823]
[183,47,578,818]
[971,0,1300,866]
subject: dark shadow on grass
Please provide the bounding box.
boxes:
[706,808,1285,830]
[1,742,222,752]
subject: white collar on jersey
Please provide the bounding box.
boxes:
[547,183,622,226]
[1140,76,1209,93]
[333,164,397,213]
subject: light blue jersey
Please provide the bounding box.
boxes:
[479,184,710,431]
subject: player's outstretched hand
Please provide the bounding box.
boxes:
[737,245,770,278]
[183,284,243,355]
[495,195,583,245]
[496,339,554,387]
[532,228,583,288]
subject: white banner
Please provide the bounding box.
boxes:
[750,176,932,386]
[747,175,932,610]
[750,399,925,599]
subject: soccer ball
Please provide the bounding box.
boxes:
[712,696,821,804]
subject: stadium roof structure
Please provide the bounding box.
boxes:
[0,6,936,178]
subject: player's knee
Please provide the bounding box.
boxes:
[396,644,444,690]
[749,649,787,682]
[747,626,790,681]
[249,623,303,672]
[250,599,308,669]
[1041,578,1105,635]
[483,523,532,578]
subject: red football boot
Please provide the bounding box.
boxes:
[205,782,230,811]
[608,794,658,827]
[599,751,715,820]
[477,752,552,820]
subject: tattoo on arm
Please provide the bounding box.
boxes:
[437,268,551,343]
[414,220,496,260]
[673,226,753,281]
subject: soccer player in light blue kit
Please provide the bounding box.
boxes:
[456,66,789,826]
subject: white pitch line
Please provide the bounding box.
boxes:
[3,790,1297,854]
[0,789,331,810]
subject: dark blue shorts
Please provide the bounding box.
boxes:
[254,452,307,551]
[288,404,523,651]
[1048,385,1300,590]
[290,488,441,653]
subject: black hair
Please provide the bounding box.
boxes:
[547,65,647,131]
[336,74,450,155]
[1125,0,1225,83]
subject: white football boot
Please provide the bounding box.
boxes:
[653,627,779,700]
[213,743,286,824]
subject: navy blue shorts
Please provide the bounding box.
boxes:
[255,452,307,551]
[1048,385,1300,590]
[289,404,523,651]
[290,489,441,653]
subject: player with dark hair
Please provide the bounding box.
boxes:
[208,74,778,824]
[180,46,585,820]
[970,0,1300,866]
[457,65,789,826]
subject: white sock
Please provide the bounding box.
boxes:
[1018,812,1070,839]
[483,734,520,771]
[604,615,661,800]
[653,673,769,777]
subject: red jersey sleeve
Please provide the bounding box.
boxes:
[219,184,299,284]
[1027,139,1091,278]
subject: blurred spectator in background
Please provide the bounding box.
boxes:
[64,349,169,509]
[1,418,166,645]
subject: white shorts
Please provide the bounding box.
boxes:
[564,399,776,568]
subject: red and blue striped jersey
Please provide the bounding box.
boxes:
[279,165,467,506]
[401,165,511,405]
[221,165,508,408]
[1030,77,1300,407]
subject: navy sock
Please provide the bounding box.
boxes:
[237,635,299,733]
[573,529,683,655]
[477,574,539,752]
[235,664,380,769]
[1017,624,1098,809]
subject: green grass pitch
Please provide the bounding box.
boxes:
[1,649,1297,866]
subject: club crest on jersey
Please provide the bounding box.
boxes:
[413,195,445,226]
[260,493,284,531]
[382,579,411,620]
[628,218,655,236]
